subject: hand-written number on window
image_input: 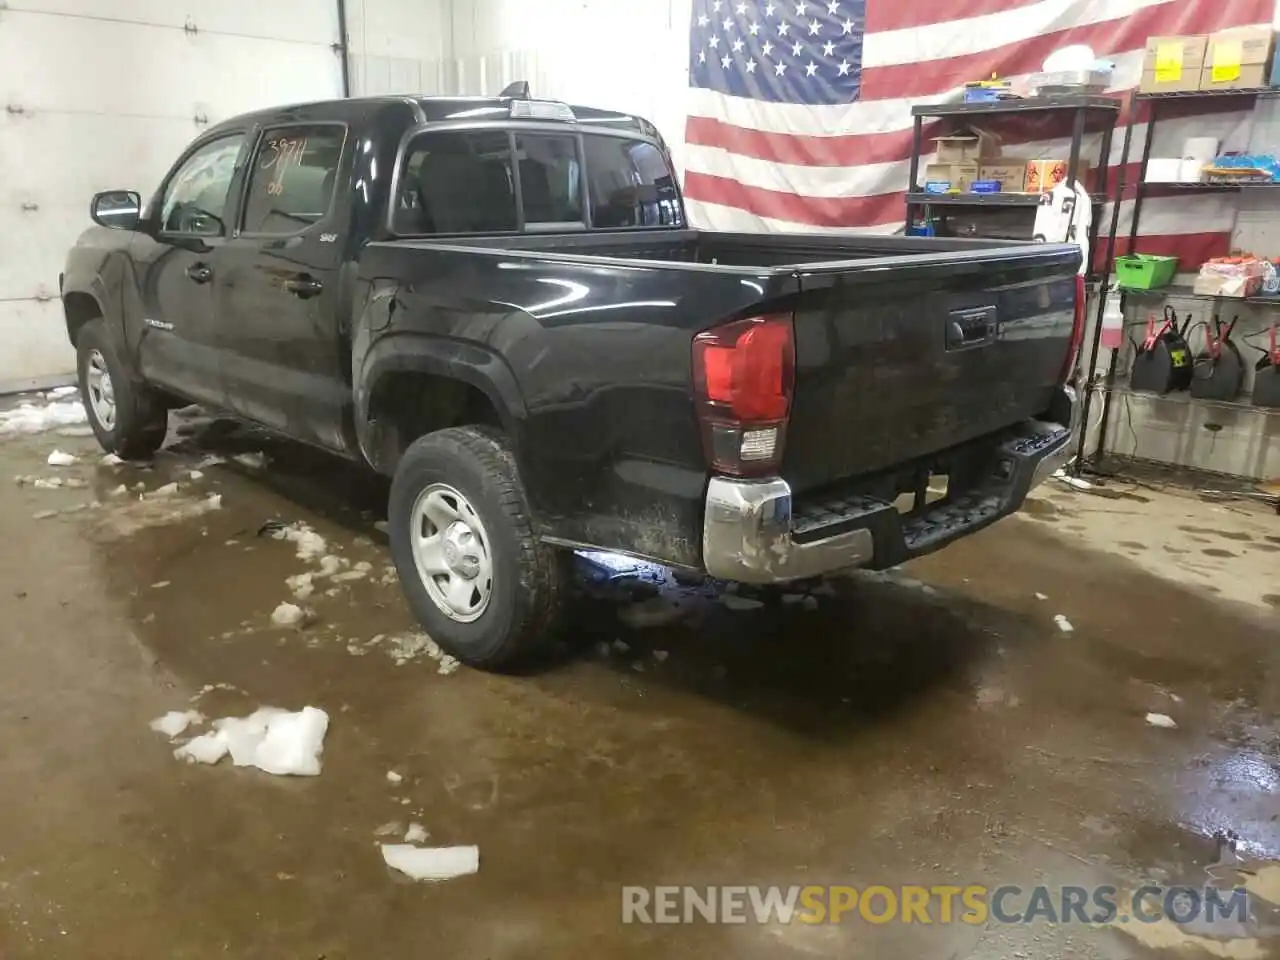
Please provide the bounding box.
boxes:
[260,136,308,197]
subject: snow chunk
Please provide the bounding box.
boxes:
[151,580,170,589]
[720,594,765,612]
[0,399,87,437]
[33,477,64,489]
[47,385,78,398]
[1053,614,1074,633]
[381,844,478,882]
[1035,592,1049,601]
[147,482,179,498]
[316,554,344,577]
[195,454,226,469]
[386,770,403,784]
[149,710,204,739]
[233,451,266,469]
[286,572,315,600]
[374,821,404,837]
[404,823,429,843]
[175,706,329,775]
[437,655,460,676]
[101,453,124,466]
[271,602,306,627]
[331,560,373,583]
[188,469,204,480]
[174,733,229,765]
[1146,712,1177,729]
[47,450,77,466]
[271,523,328,562]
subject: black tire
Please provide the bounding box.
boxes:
[76,319,168,459]
[388,426,567,670]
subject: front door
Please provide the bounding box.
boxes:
[133,133,248,407]
[213,122,350,451]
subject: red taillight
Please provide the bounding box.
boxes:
[1061,274,1087,383]
[692,314,795,476]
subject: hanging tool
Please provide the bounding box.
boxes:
[1129,305,1193,394]
[1190,312,1245,401]
[1251,322,1280,409]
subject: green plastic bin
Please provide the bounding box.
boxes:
[1114,254,1178,290]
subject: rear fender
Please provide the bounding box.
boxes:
[354,333,528,472]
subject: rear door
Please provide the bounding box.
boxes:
[213,120,349,448]
[781,245,1081,493]
[132,132,248,407]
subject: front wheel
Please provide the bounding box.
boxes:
[388,426,568,670]
[76,319,168,459]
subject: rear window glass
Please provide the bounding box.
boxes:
[394,127,681,234]
[583,136,683,229]
[396,130,517,234]
[515,133,583,227]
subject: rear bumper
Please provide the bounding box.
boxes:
[702,387,1078,584]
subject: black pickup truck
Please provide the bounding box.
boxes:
[61,90,1083,669]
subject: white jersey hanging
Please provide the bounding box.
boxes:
[1032,181,1092,276]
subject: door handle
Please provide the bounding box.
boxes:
[186,263,213,284]
[284,275,324,299]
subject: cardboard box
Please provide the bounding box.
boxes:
[1025,159,1092,193]
[931,130,999,162]
[1201,27,1274,91]
[923,161,978,191]
[1192,272,1262,298]
[1138,35,1207,94]
[977,160,1027,191]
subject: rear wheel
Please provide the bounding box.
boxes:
[388,426,568,670]
[76,319,168,459]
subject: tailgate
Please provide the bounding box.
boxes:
[782,244,1080,493]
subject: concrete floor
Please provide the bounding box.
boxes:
[1,401,1278,959]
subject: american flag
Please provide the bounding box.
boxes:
[682,0,1275,268]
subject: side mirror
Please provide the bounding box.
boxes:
[91,191,142,230]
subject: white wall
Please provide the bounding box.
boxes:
[1,0,343,389]
[345,0,451,96]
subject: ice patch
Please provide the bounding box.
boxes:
[173,706,329,776]
[149,710,204,739]
[271,602,306,627]
[1146,712,1177,729]
[56,426,95,438]
[404,823,429,843]
[0,399,87,437]
[380,844,478,882]
[47,450,77,466]
[1053,614,1074,633]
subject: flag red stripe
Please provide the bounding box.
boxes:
[859,0,1272,101]
[865,0,1038,33]
[684,98,1248,171]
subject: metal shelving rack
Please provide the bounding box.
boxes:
[1075,86,1280,474]
[903,94,1122,256]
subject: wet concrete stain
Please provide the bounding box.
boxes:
[1252,543,1280,553]
[1163,546,1189,555]
[1180,525,1254,542]
[1118,541,1148,551]
[1203,548,1238,559]
[1,405,1278,959]
[1264,594,1280,609]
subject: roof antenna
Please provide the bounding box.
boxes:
[499,80,530,99]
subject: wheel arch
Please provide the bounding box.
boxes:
[356,335,528,475]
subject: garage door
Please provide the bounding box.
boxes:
[0,0,343,391]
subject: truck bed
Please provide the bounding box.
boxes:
[360,229,1081,568]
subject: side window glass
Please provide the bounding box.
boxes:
[515,134,583,227]
[583,136,683,229]
[396,130,517,234]
[242,125,347,235]
[159,135,246,236]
